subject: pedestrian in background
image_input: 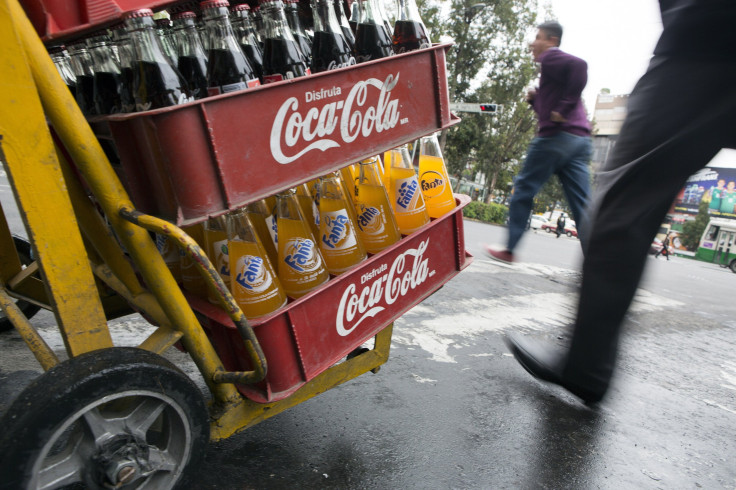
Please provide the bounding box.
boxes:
[654,232,671,260]
[556,213,566,238]
[505,0,736,404]
[486,21,591,264]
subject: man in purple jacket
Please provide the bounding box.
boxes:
[487,21,591,264]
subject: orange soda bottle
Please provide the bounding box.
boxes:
[204,215,230,303]
[155,233,182,283]
[418,133,456,218]
[276,189,330,298]
[388,145,430,234]
[318,173,367,274]
[246,199,279,267]
[295,183,320,239]
[227,210,287,318]
[353,157,401,254]
[180,222,208,298]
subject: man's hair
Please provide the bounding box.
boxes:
[538,21,563,46]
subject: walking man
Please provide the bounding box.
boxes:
[487,21,591,264]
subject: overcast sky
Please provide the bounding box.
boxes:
[538,0,663,110]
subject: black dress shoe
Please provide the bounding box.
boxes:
[504,332,604,404]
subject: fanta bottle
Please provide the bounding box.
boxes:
[227,210,287,318]
[382,150,393,190]
[156,233,182,283]
[335,170,360,225]
[418,133,456,218]
[388,145,430,234]
[264,195,277,216]
[246,199,279,267]
[306,178,321,201]
[276,189,330,298]
[318,173,367,274]
[353,157,401,254]
[204,214,230,303]
[340,164,357,198]
[180,222,208,298]
[295,183,320,239]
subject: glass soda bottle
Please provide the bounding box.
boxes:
[354,0,393,63]
[87,31,124,115]
[201,0,261,95]
[276,189,329,298]
[353,157,401,253]
[334,0,356,49]
[110,25,137,112]
[49,46,77,97]
[295,183,320,239]
[231,4,265,83]
[388,145,429,234]
[349,1,360,35]
[318,173,366,274]
[180,222,209,298]
[155,17,178,65]
[284,0,312,66]
[260,0,311,83]
[311,0,356,73]
[377,0,394,41]
[246,199,279,267]
[171,11,209,100]
[252,5,266,48]
[123,9,192,111]
[156,233,183,283]
[227,210,287,319]
[392,0,430,54]
[204,214,230,303]
[418,133,456,218]
[67,43,97,116]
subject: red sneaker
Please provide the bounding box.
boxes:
[484,246,514,264]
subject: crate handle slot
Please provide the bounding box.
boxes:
[118,206,268,385]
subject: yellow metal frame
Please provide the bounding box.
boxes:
[0,0,393,440]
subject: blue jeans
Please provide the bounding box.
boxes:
[507,131,592,251]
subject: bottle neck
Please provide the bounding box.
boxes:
[203,8,242,52]
[312,0,342,34]
[359,0,381,25]
[173,19,207,58]
[262,2,296,41]
[68,47,95,76]
[284,4,308,37]
[125,16,171,65]
[396,0,422,22]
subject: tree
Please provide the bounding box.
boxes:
[681,200,710,251]
[417,0,540,203]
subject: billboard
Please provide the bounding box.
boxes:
[673,151,736,219]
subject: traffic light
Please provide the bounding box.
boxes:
[479,104,497,113]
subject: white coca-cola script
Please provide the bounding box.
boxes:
[336,238,430,336]
[270,74,401,164]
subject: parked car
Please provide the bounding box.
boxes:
[541,222,578,237]
[529,215,549,229]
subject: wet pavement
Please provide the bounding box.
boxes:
[1,220,736,488]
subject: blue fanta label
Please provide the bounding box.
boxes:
[357,206,384,234]
[234,255,273,293]
[268,215,278,245]
[395,177,420,211]
[284,238,322,273]
[321,210,357,250]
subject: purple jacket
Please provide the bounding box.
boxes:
[533,48,591,137]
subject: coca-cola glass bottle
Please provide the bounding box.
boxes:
[334,0,356,49]
[349,1,360,35]
[67,43,97,116]
[259,0,311,83]
[86,31,124,115]
[201,0,261,95]
[171,11,209,99]
[354,0,393,63]
[231,3,265,83]
[123,9,192,111]
[252,6,266,48]
[310,0,355,73]
[377,0,394,40]
[110,24,137,112]
[392,0,430,54]
[49,46,77,97]
[155,17,179,65]
[284,0,312,66]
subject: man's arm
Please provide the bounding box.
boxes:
[551,55,588,122]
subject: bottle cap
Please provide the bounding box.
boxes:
[171,11,198,19]
[124,8,154,18]
[232,3,251,11]
[201,0,231,8]
[259,0,283,5]
[155,18,171,27]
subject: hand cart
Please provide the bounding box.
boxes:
[0,0,472,487]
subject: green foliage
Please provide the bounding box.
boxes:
[462,201,508,224]
[680,200,710,251]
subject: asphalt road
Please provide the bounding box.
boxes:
[1,178,736,488]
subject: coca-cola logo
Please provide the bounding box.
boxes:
[270,74,401,164]
[336,238,431,336]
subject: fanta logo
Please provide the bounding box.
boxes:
[396,180,418,210]
[284,238,320,272]
[270,74,401,164]
[322,214,349,249]
[357,206,383,234]
[217,243,230,277]
[336,239,431,336]
[235,255,272,293]
[420,171,447,198]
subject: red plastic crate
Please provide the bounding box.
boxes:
[95,44,458,225]
[188,195,473,403]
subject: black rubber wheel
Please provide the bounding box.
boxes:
[730,260,736,274]
[566,231,573,237]
[0,347,210,489]
[545,227,551,233]
[0,235,41,332]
